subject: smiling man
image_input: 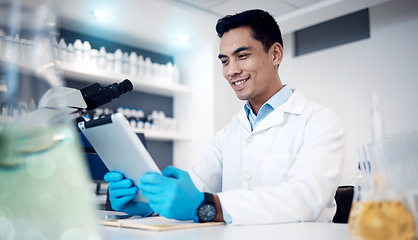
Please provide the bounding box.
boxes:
[218,26,283,115]
[105,9,345,225]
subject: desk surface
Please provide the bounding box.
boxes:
[100,221,350,240]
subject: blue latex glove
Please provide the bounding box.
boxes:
[138,166,204,221]
[104,171,153,216]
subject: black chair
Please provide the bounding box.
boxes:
[333,185,354,223]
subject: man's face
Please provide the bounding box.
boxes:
[218,26,282,105]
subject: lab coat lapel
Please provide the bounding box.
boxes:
[252,89,307,133]
[232,108,252,133]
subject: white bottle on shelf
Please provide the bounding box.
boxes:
[89,49,98,69]
[136,108,145,129]
[122,52,129,75]
[19,38,28,64]
[97,46,107,70]
[128,108,138,128]
[114,49,123,74]
[144,57,152,82]
[152,62,159,82]
[150,110,159,130]
[106,52,115,73]
[129,51,138,77]
[123,107,131,119]
[116,106,125,116]
[162,64,169,83]
[82,41,91,64]
[12,35,20,60]
[166,62,174,83]
[137,55,145,81]
[160,64,166,82]
[73,39,83,64]
[159,111,167,130]
[4,35,13,58]
[57,38,67,62]
[66,43,74,63]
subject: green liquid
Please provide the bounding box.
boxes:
[0,125,101,240]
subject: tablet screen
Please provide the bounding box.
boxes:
[78,113,161,203]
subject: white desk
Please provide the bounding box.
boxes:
[100,222,350,240]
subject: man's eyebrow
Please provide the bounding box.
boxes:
[218,54,227,59]
[218,46,251,60]
[233,46,251,55]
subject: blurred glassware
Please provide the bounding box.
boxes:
[349,133,418,240]
[0,1,101,240]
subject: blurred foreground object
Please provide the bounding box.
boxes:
[348,132,418,240]
[0,0,101,239]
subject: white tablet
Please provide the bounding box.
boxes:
[78,113,161,203]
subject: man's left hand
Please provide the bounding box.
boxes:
[138,166,204,221]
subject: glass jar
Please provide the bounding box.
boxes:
[348,142,417,240]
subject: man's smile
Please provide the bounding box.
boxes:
[231,76,250,88]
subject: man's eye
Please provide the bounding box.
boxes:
[221,59,229,65]
[238,54,249,59]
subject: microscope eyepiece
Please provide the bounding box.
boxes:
[79,79,133,111]
[107,79,133,99]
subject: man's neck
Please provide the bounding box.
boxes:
[249,85,283,115]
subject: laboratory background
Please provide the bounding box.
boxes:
[1,0,418,238]
[1,0,418,191]
[50,0,417,185]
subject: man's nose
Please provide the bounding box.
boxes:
[226,60,242,77]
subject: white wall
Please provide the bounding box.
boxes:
[220,0,418,184]
[173,39,218,170]
[280,0,418,184]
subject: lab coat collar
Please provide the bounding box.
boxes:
[284,89,307,115]
[234,107,252,133]
[233,89,307,133]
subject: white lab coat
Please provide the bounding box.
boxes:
[189,89,345,225]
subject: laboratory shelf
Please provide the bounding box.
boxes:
[56,62,192,97]
[56,62,192,142]
[135,129,191,141]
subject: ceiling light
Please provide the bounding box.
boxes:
[176,34,191,42]
[91,10,110,19]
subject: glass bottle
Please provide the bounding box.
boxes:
[0,1,101,240]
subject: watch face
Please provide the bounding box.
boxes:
[198,204,217,222]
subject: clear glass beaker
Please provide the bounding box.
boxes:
[348,142,417,240]
[0,1,101,239]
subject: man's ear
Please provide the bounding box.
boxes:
[271,42,283,66]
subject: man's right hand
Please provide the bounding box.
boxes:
[104,171,153,216]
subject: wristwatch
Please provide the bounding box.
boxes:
[197,192,217,223]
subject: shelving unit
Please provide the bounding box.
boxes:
[1,58,192,141]
[135,129,191,141]
[56,62,191,97]
[56,61,192,142]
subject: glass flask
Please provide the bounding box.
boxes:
[348,139,417,240]
[0,0,101,239]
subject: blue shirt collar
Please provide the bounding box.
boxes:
[244,85,293,131]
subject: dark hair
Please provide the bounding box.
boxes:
[215,9,283,52]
